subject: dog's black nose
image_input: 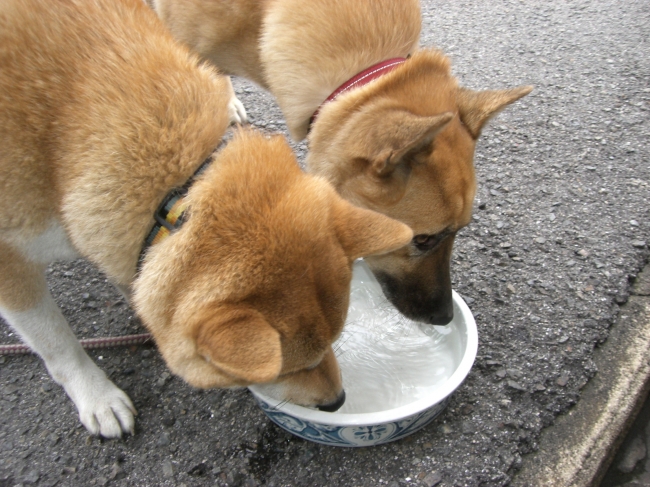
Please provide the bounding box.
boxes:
[317,390,346,412]
[427,305,454,325]
[428,312,454,326]
[424,292,455,325]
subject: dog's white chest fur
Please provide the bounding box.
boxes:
[20,221,79,265]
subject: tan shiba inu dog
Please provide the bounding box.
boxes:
[0,0,413,437]
[152,0,532,324]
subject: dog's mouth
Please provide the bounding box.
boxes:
[251,384,346,411]
[316,390,346,412]
[373,271,454,325]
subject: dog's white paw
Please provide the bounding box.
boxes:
[228,95,248,125]
[2,292,137,438]
[64,367,136,438]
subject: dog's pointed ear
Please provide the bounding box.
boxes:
[371,111,454,177]
[195,305,282,384]
[457,85,533,138]
[332,198,413,260]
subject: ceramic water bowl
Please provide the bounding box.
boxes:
[249,260,477,447]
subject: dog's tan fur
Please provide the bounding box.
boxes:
[0,0,412,437]
[152,0,532,324]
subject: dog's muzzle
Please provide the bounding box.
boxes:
[317,390,346,412]
[374,271,454,326]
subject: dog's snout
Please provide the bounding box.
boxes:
[428,308,454,326]
[425,293,454,325]
[317,390,346,412]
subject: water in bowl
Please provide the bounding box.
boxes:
[333,261,462,414]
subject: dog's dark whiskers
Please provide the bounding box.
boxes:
[333,334,354,357]
[275,399,290,410]
[268,400,285,411]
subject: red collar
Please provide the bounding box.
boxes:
[309,57,407,127]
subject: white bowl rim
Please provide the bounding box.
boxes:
[249,290,478,426]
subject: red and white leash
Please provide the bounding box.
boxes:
[0,333,153,355]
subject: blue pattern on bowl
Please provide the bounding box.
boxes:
[253,396,451,447]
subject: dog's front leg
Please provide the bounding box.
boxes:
[112,282,132,303]
[0,254,135,438]
[225,76,248,125]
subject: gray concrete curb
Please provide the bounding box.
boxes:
[514,264,650,487]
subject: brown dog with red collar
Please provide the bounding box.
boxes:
[152,0,532,324]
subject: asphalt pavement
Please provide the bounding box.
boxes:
[1,1,649,486]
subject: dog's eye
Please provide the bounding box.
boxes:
[413,233,445,251]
